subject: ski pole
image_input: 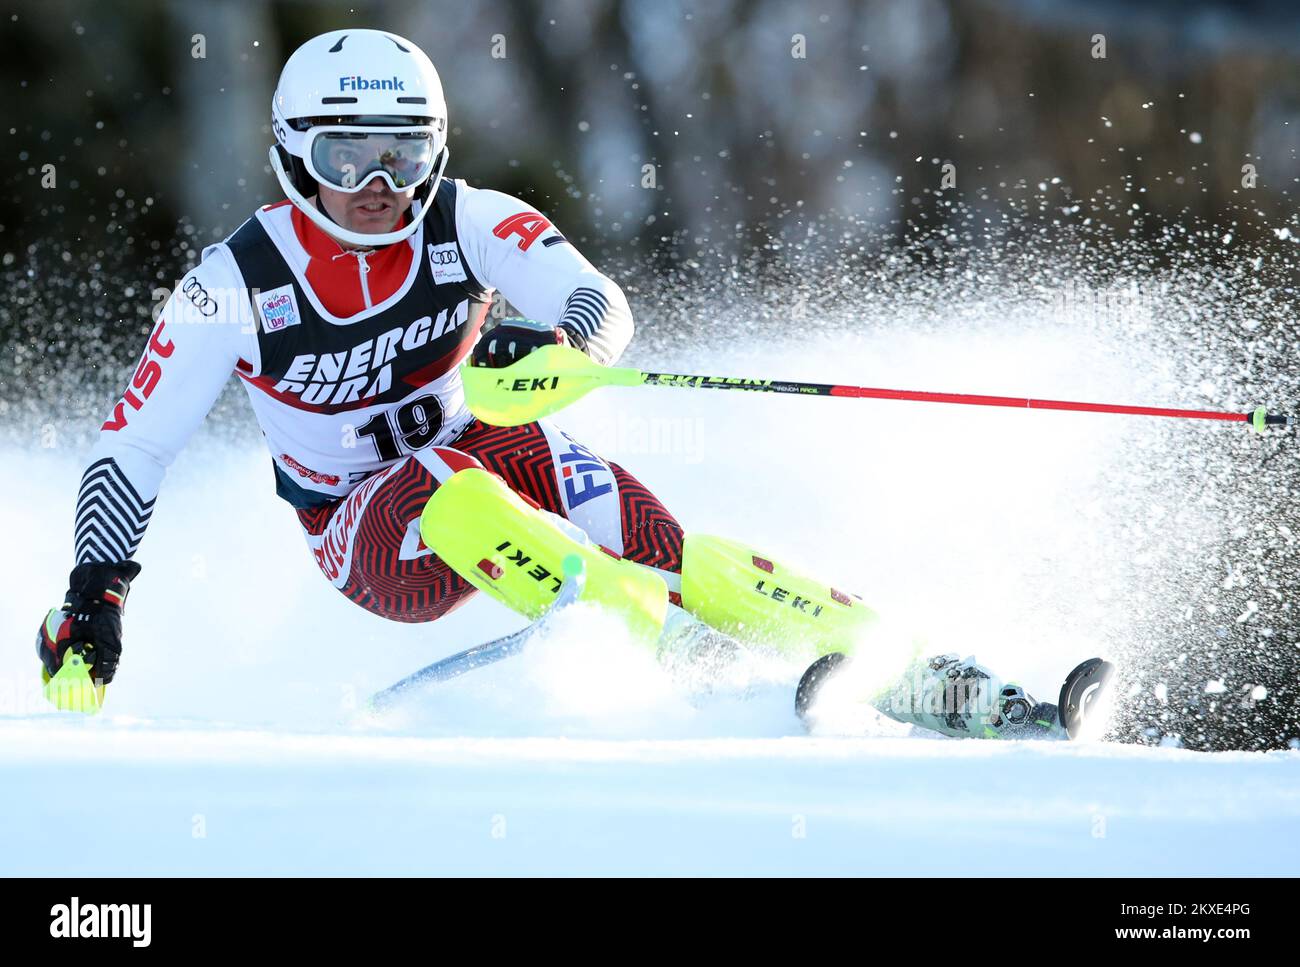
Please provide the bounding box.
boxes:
[460,345,1292,431]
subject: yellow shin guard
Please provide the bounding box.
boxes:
[419,468,668,644]
[679,534,879,660]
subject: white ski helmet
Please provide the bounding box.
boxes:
[269,29,449,247]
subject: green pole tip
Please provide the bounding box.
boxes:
[1251,405,1268,433]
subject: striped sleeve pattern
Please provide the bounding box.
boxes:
[557,287,633,366]
[74,457,156,564]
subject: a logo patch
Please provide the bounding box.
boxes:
[258,284,301,332]
[542,426,622,555]
[308,465,397,588]
[492,211,553,252]
[399,517,436,560]
[557,434,614,509]
[181,276,219,317]
[427,242,468,285]
[279,453,341,488]
[102,320,175,432]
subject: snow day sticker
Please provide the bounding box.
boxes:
[258,284,302,332]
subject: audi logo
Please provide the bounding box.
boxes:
[181,277,219,317]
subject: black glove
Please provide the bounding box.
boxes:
[36,561,142,684]
[471,319,577,368]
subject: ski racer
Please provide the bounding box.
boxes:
[36,28,1068,738]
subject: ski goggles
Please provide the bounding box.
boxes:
[302,125,440,193]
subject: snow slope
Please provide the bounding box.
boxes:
[2,329,1296,875]
[4,722,1297,876]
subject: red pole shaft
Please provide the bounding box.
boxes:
[638,371,1284,426]
[826,385,1249,423]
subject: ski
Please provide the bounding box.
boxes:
[1056,657,1116,740]
[368,555,587,712]
[794,652,850,721]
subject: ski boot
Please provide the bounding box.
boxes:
[862,653,1064,740]
[655,605,747,682]
[797,652,1114,740]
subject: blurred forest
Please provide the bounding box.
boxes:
[1,0,1298,750]
[6,0,1300,268]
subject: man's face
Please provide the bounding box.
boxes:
[316,178,415,238]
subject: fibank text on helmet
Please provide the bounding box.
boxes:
[338,75,405,91]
